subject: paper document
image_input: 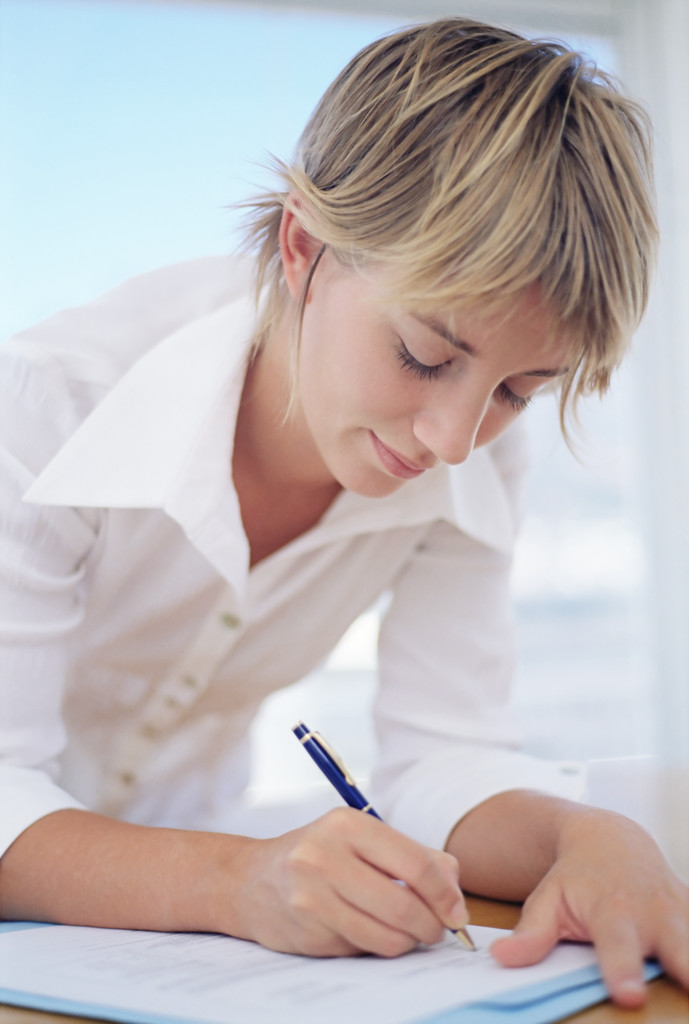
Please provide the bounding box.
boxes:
[0,921,661,1024]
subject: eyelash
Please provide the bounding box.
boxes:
[395,341,533,413]
[395,341,446,381]
[496,382,533,413]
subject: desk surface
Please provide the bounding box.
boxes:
[0,897,686,1024]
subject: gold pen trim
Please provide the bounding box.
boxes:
[297,729,357,786]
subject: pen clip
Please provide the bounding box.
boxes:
[301,730,357,787]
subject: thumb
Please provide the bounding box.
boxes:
[491,895,560,968]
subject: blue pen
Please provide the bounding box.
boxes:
[292,720,476,951]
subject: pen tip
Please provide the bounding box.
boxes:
[453,926,477,952]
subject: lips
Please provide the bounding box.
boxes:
[369,432,427,479]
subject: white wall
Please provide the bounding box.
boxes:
[618,0,689,877]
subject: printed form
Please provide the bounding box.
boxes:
[0,922,637,1024]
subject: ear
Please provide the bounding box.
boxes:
[278,200,323,301]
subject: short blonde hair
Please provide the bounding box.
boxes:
[241,17,657,429]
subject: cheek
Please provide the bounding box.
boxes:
[297,319,347,406]
[307,340,401,419]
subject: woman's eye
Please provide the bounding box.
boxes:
[395,341,448,382]
[395,338,533,412]
[497,381,532,413]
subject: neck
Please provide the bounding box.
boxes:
[232,335,342,567]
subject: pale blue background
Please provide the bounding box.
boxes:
[0,0,400,337]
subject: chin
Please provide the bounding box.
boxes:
[337,467,408,499]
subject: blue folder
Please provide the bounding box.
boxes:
[419,960,662,1022]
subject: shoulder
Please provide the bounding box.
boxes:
[3,255,253,381]
[0,255,255,477]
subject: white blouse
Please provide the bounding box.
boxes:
[0,256,583,858]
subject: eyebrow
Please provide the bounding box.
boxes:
[523,367,567,378]
[412,313,478,357]
[412,313,568,378]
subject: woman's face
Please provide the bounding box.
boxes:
[292,252,569,499]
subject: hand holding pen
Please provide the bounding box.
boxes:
[293,720,476,952]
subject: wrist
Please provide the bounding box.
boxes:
[555,803,658,862]
[195,832,264,939]
[446,791,579,900]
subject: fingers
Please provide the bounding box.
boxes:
[335,861,445,950]
[490,888,560,968]
[593,886,689,1004]
[588,913,646,1009]
[281,861,417,958]
[277,808,466,956]
[491,878,650,1008]
[655,907,689,992]
[344,810,468,932]
[491,895,649,1011]
[491,861,689,1011]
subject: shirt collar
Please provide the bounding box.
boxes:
[24,292,255,585]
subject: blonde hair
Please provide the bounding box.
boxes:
[241,17,657,430]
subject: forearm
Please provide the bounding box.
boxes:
[0,808,253,934]
[445,789,600,901]
[1,806,471,959]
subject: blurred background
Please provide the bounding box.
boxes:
[1,0,686,871]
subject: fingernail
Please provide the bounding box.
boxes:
[447,899,469,930]
[617,978,645,1002]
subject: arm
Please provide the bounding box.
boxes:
[0,806,469,958]
[446,789,689,1007]
[0,810,239,933]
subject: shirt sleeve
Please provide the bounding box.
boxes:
[0,258,249,855]
[0,353,98,856]
[371,427,585,851]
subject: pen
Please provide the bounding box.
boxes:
[292,720,476,952]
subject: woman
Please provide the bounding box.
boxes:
[0,17,686,1008]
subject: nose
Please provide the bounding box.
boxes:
[412,393,487,466]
